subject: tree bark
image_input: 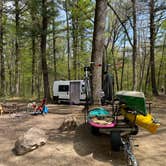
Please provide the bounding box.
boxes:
[72,24,77,80]
[91,0,107,105]
[30,4,37,96]
[157,34,165,88]
[31,37,36,96]
[65,0,71,80]
[149,0,158,95]
[0,0,5,96]
[71,4,79,80]
[41,0,52,102]
[111,35,119,91]
[120,34,126,90]
[7,40,15,95]
[138,46,147,91]
[145,58,151,94]
[37,57,41,100]
[15,0,20,96]
[52,19,57,81]
[164,74,166,95]
[131,0,137,90]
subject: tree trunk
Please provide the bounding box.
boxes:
[145,59,151,94]
[132,0,137,90]
[8,40,15,95]
[138,47,147,91]
[91,0,107,105]
[31,37,36,96]
[157,34,165,88]
[52,19,57,81]
[15,0,20,96]
[164,74,166,95]
[120,34,126,90]
[149,0,158,95]
[65,0,71,80]
[30,6,37,96]
[72,26,77,80]
[0,0,5,96]
[72,22,78,79]
[111,44,119,91]
[102,47,107,89]
[41,0,52,102]
[71,0,79,80]
[37,58,41,100]
[8,64,12,95]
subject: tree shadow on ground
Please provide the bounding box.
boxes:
[46,123,127,165]
[47,128,75,143]
[73,123,126,166]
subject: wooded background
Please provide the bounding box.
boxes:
[0,0,165,102]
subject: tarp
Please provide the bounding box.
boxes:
[88,107,110,117]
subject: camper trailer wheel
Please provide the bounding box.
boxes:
[91,126,100,136]
[110,131,122,151]
[53,96,59,104]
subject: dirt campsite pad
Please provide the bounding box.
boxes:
[0,97,166,166]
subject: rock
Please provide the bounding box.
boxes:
[14,127,47,155]
[59,116,78,131]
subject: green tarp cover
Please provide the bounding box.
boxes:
[116,91,147,116]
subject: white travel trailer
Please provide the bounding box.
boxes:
[53,80,86,104]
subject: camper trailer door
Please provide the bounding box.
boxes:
[70,81,80,104]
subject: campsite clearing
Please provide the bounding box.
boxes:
[0,96,165,166]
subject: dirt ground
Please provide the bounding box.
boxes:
[0,96,165,166]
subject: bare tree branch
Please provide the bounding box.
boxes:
[154,5,166,12]
[107,2,133,47]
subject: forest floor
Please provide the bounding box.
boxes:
[0,95,165,166]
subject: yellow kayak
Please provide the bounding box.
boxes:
[120,107,160,134]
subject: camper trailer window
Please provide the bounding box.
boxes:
[82,84,85,93]
[58,85,69,92]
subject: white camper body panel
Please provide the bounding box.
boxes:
[53,81,70,100]
[53,80,86,103]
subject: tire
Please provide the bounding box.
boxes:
[53,96,59,104]
[110,131,122,151]
[91,126,100,136]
